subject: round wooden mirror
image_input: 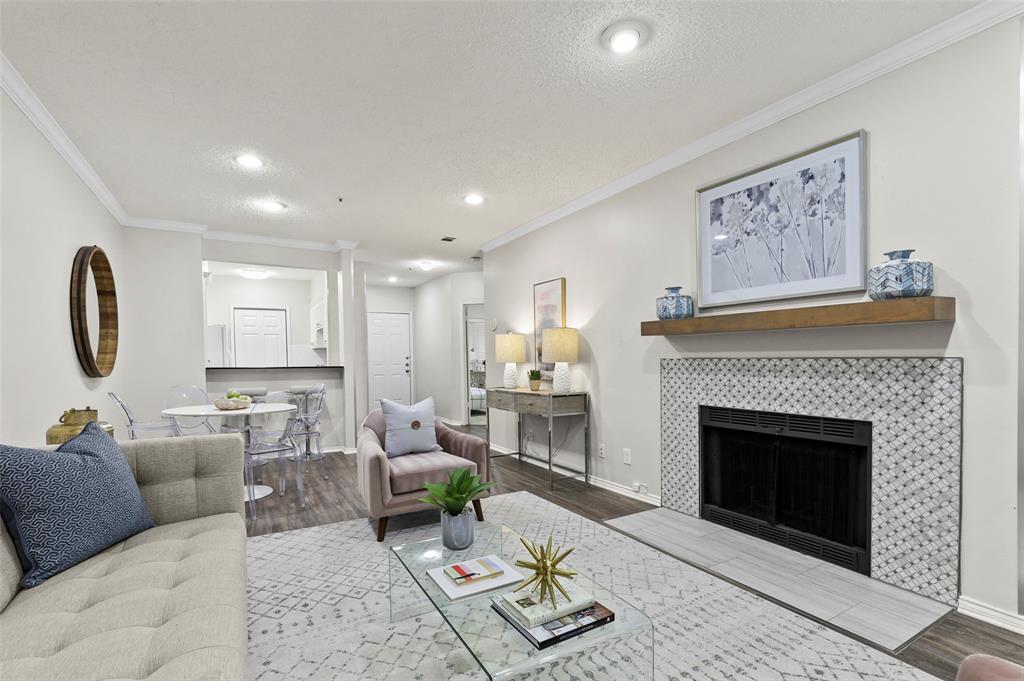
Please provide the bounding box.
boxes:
[70,245,118,377]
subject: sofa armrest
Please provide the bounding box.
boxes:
[436,422,491,487]
[357,427,392,518]
[119,433,244,525]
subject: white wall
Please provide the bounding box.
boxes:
[413,271,483,422]
[119,228,206,421]
[366,285,415,314]
[0,94,207,444]
[2,93,129,445]
[485,21,1022,615]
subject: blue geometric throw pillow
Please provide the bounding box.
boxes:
[0,422,154,587]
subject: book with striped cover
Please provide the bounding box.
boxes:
[443,556,505,585]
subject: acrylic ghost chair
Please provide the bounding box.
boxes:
[107,391,180,440]
[246,391,306,509]
[286,383,329,481]
[163,385,217,437]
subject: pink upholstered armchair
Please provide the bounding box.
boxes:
[357,409,491,541]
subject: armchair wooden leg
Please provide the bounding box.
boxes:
[376,517,389,542]
[472,499,484,522]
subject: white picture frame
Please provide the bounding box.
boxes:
[697,131,866,308]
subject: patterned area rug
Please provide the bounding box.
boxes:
[247,492,936,681]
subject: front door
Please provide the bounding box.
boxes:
[233,308,288,367]
[367,312,412,408]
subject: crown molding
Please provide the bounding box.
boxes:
[480,0,1024,253]
[2,52,360,255]
[122,216,209,234]
[1,54,128,224]
[205,230,357,252]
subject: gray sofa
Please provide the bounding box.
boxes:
[0,434,247,681]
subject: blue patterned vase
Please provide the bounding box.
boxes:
[656,287,694,320]
[867,250,934,300]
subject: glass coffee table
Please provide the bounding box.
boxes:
[389,522,654,680]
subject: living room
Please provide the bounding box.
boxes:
[1,2,1023,680]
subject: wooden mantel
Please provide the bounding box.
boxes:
[640,297,955,337]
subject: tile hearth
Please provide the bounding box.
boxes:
[608,507,952,651]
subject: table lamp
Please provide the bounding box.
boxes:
[542,327,579,393]
[495,333,527,389]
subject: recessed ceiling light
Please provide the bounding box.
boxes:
[236,154,263,169]
[601,20,648,54]
[388,276,398,283]
[418,261,435,271]
[464,193,484,205]
[239,268,271,280]
[260,200,286,213]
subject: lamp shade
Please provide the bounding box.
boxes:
[495,333,527,363]
[542,327,579,363]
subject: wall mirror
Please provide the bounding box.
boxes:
[70,245,118,377]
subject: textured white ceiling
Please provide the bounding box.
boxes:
[1,1,975,280]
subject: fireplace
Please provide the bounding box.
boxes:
[700,406,871,575]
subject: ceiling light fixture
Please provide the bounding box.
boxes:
[601,20,648,54]
[235,154,263,169]
[239,268,271,280]
[464,193,484,205]
[260,200,286,213]
[418,261,435,272]
[714,233,729,240]
[388,276,398,283]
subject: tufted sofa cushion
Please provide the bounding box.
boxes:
[0,512,246,681]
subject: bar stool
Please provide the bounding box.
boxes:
[288,384,328,480]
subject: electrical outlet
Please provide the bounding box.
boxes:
[623,448,632,465]
[598,443,606,459]
[637,483,648,495]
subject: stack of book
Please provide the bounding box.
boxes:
[425,555,522,601]
[490,580,615,650]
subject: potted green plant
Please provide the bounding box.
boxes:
[528,369,542,391]
[419,469,494,550]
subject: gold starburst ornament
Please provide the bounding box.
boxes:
[513,536,578,608]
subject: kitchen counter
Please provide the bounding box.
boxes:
[206,366,343,371]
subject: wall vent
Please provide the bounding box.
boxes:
[701,406,869,445]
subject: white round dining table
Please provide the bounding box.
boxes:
[161,402,297,504]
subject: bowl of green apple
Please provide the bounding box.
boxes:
[213,391,252,410]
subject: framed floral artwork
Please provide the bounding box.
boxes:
[533,277,565,378]
[697,131,866,308]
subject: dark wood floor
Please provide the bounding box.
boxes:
[246,449,1024,681]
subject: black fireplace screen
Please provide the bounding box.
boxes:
[700,406,871,574]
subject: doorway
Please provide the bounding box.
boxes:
[233,307,288,367]
[367,312,412,408]
[464,304,486,426]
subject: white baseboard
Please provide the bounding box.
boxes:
[957,595,1024,635]
[490,444,662,506]
[587,476,662,506]
[438,416,466,427]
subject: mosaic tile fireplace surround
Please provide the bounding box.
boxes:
[660,357,963,605]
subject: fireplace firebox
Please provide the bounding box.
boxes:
[700,406,871,575]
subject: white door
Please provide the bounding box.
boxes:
[233,308,288,367]
[367,312,412,408]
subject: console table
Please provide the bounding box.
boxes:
[484,387,589,489]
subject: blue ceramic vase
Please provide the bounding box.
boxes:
[656,287,694,320]
[867,250,934,300]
